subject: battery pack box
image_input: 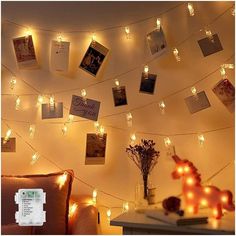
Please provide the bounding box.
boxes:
[15,189,46,226]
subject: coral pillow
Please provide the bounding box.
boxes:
[1,170,74,235]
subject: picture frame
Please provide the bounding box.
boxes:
[139,72,157,94]
[1,138,16,152]
[79,40,109,77]
[41,102,63,119]
[112,86,128,107]
[12,35,37,68]
[85,133,107,165]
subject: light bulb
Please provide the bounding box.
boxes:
[184,166,190,173]
[130,133,136,143]
[191,86,197,96]
[173,48,181,62]
[57,33,63,43]
[164,137,171,147]
[159,101,166,114]
[57,172,68,189]
[187,205,194,213]
[222,64,234,69]
[177,166,184,174]
[69,203,78,217]
[156,18,161,31]
[92,189,97,204]
[31,152,40,165]
[204,187,211,194]
[94,121,100,130]
[198,134,205,146]
[220,66,227,78]
[213,208,219,218]
[205,28,214,42]
[126,112,132,121]
[10,77,16,90]
[15,96,21,110]
[125,27,130,39]
[62,123,68,135]
[221,195,228,203]
[186,177,194,185]
[3,129,12,144]
[187,3,195,16]
[25,28,32,37]
[107,209,112,218]
[91,33,96,42]
[144,65,149,74]
[123,202,129,212]
[98,126,105,137]
[68,114,74,123]
[187,191,194,199]
[49,96,55,111]
[200,198,208,206]
[115,79,120,87]
[29,124,35,139]
[37,95,44,106]
[81,89,87,98]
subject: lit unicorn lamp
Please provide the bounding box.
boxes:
[171,155,235,219]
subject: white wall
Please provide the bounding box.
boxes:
[1,1,235,234]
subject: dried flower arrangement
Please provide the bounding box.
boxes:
[126,139,160,199]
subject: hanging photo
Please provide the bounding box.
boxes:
[1,138,16,152]
[69,95,100,121]
[112,86,128,107]
[147,27,167,56]
[50,40,70,72]
[185,91,211,114]
[85,133,107,165]
[198,34,223,57]
[139,72,157,94]
[12,35,37,68]
[79,40,109,77]
[42,102,63,119]
[212,79,235,113]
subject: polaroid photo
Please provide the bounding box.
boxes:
[139,72,157,94]
[80,40,109,77]
[212,79,235,113]
[198,34,223,57]
[13,35,37,68]
[42,102,63,119]
[147,27,167,56]
[185,91,211,114]
[50,40,70,72]
[85,133,107,165]
[1,138,16,152]
[69,95,100,121]
[112,86,128,107]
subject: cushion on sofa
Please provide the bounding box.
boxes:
[1,170,74,235]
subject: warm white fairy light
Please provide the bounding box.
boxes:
[187,3,195,16]
[205,28,214,42]
[126,112,133,128]
[92,189,98,204]
[31,152,40,165]
[164,137,171,147]
[25,28,32,37]
[57,33,63,43]
[98,126,105,137]
[57,172,68,189]
[115,79,120,87]
[62,123,68,135]
[130,133,136,144]
[69,203,78,218]
[107,209,112,221]
[198,134,205,146]
[94,121,100,130]
[123,202,129,212]
[191,86,197,96]
[15,96,21,110]
[173,48,181,62]
[81,89,87,97]
[125,27,130,39]
[49,96,55,111]
[68,114,74,123]
[222,64,234,69]
[10,77,17,90]
[220,66,227,79]
[91,33,96,42]
[29,124,36,139]
[156,18,161,31]
[159,101,166,114]
[144,65,149,74]
[3,129,12,144]
[37,95,44,106]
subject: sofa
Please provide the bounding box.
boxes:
[1,170,99,235]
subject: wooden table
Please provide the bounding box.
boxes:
[110,210,235,235]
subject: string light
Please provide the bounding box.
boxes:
[126,112,133,128]
[164,137,171,147]
[3,129,12,144]
[37,95,44,106]
[69,203,78,218]
[81,89,87,103]
[159,101,166,114]
[57,172,68,189]
[94,121,100,131]
[205,27,214,42]
[107,209,112,221]
[25,28,32,37]
[156,18,161,31]
[29,124,35,139]
[91,33,96,42]
[92,189,98,205]
[10,77,16,90]
[122,202,129,212]
[221,195,228,203]
[222,64,234,69]
[49,96,55,111]
[204,187,211,194]
[125,27,130,39]
[61,123,68,135]
[31,152,40,165]
[173,48,181,62]
[115,79,120,87]
[187,205,194,213]
[144,65,149,79]
[186,177,194,185]
[68,114,74,123]
[220,66,227,79]
[57,33,63,43]
[200,198,208,206]
[187,3,195,16]
[187,191,194,199]
[15,96,21,110]
[198,134,205,146]
[98,126,105,137]
[130,133,136,144]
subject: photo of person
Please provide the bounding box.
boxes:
[80,41,109,76]
[139,72,157,94]
[112,86,128,107]
[147,27,167,55]
[13,36,37,65]
[85,133,107,165]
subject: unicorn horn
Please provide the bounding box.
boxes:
[172,155,181,163]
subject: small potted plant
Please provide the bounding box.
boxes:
[126,139,160,199]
